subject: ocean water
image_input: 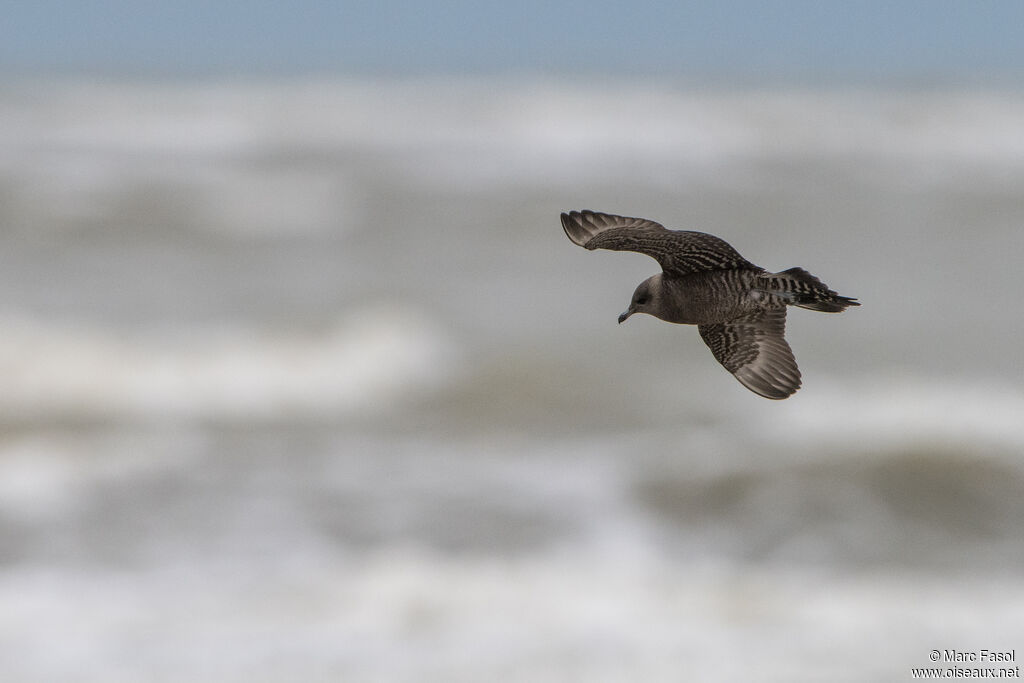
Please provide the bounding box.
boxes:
[1,78,1023,682]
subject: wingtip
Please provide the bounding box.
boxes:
[738,373,802,400]
[560,210,593,247]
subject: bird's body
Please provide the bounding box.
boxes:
[643,270,760,325]
[561,210,859,399]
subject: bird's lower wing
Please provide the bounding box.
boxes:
[697,308,801,399]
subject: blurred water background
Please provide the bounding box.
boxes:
[1,76,1022,682]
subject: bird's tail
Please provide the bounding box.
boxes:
[761,267,860,312]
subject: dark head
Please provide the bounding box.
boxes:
[618,274,661,324]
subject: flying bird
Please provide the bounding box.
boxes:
[561,210,859,399]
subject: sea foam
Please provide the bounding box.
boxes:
[0,305,458,423]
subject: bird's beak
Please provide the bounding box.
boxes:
[618,308,633,324]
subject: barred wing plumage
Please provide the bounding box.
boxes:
[561,210,756,276]
[698,307,801,400]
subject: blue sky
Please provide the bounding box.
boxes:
[3,1,1024,81]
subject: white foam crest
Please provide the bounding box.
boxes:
[2,552,1022,683]
[277,83,1024,189]
[257,82,1024,166]
[0,306,458,422]
[5,81,1024,185]
[763,373,1024,456]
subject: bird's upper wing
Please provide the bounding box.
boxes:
[697,307,801,399]
[561,210,756,276]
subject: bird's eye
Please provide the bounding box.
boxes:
[636,296,648,306]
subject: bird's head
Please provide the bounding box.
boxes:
[619,274,661,324]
